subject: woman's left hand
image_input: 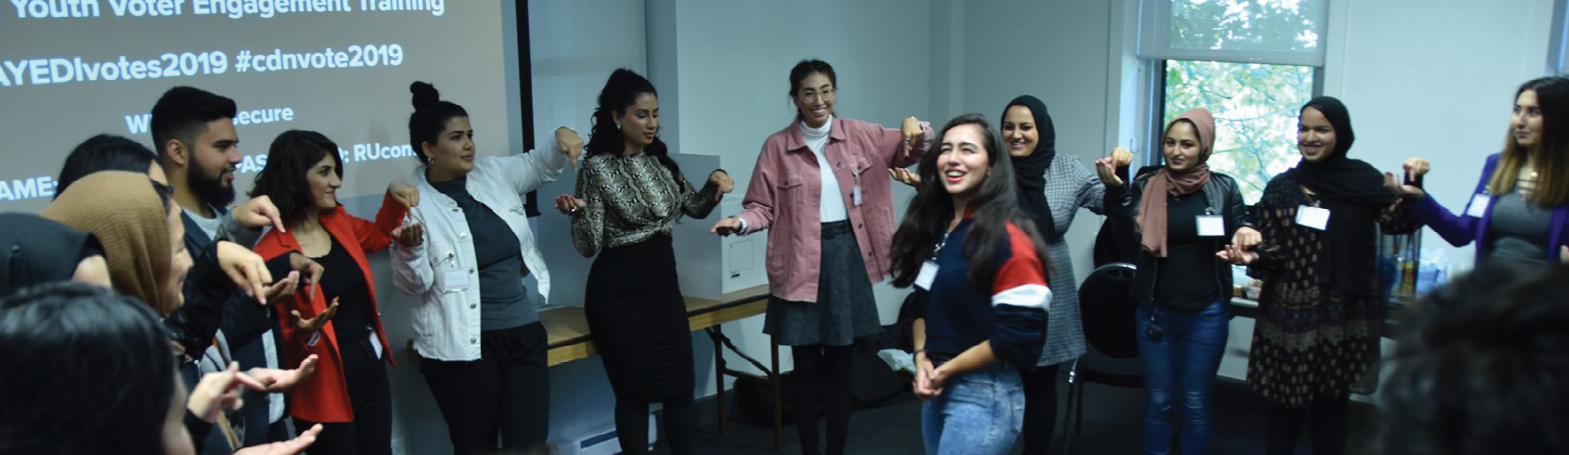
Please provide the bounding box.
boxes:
[709,170,734,201]
[556,127,585,171]
[388,181,420,208]
[1231,227,1262,249]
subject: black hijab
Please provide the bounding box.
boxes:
[1004,95,1061,242]
[1276,96,1396,294]
[0,213,101,295]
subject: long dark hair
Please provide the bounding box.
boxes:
[408,81,469,166]
[0,283,176,455]
[585,69,684,189]
[1487,76,1569,206]
[251,130,344,227]
[890,114,1050,287]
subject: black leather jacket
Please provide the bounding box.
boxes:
[1102,166,1253,308]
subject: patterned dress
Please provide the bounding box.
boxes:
[1245,176,1418,407]
[1036,154,1106,366]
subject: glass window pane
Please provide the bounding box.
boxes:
[1162,60,1315,204]
[1167,0,1325,53]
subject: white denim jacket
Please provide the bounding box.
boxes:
[392,150,567,361]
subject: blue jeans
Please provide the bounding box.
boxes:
[921,361,1025,455]
[1135,300,1229,455]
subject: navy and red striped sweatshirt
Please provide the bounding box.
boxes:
[919,218,1051,370]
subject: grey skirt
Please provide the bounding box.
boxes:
[764,220,883,347]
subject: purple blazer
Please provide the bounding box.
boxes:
[1411,153,1569,264]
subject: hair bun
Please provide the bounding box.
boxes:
[410,81,440,110]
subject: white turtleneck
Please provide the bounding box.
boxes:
[803,117,848,222]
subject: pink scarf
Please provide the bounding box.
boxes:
[1138,108,1216,258]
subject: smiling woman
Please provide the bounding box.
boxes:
[715,59,931,455]
[888,113,1050,455]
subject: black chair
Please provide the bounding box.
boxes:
[1060,261,1141,453]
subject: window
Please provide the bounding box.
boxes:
[1138,0,1327,203]
[1161,60,1315,204]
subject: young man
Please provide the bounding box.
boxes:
[150,86,294,449]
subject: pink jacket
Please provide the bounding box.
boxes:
[737,117,932,302]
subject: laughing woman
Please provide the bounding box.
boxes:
[891,114,1050,455]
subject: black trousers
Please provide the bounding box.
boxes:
[791,344,855,455]
[1266,394,1350,455]
[1019,364,1062,455]
[420,323,550,455]
[294,337,392,455]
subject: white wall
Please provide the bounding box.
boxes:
[1320,0,1556,274]
[959,0,1117,293]
[646,0,937,405]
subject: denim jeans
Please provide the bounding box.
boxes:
[921,361,1026,455]
[1135,300,1229,455]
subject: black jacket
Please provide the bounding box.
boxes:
[1102,166,1253,308]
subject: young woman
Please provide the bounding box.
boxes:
[0,283,324,455]
[1095,108,1257,455]
[710,59,928,455]
[250,130,421,455]
[1222,97,1418,454]
[895,95,1109,453]
[1397,76,1569,265]
[554,68,732,455]
[42,171,321,454]
[889,113,1050,455]
[390,82,582,454]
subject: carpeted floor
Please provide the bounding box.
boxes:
[655,375,1377,455]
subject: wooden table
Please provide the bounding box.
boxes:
[540,285,783,449]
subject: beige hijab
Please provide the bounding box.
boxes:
[1138,108,1216,258]
[42,171,175,315]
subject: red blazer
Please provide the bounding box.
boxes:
[254,191,406,423]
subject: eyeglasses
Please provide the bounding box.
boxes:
[798,88,835,101]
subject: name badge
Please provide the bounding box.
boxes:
[1196,215,1225,237]
[1465,193,1492,218]
[852,184,863,206]
[915,261,939,290]
[1297,206,1331,230]
[442,269,472,291]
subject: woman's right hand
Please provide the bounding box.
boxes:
[291,298,339,334]
[888,168,921,188]
[912,355,944,400]
[710,216,744,237]
[554,195,587,216]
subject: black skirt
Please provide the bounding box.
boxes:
[763,220,882,347]
[584,233,694,403]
